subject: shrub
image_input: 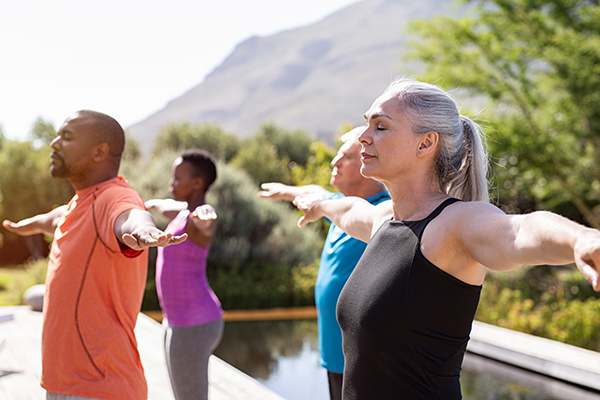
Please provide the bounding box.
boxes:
[476,266,600,351]
[0,259,48,306]
[207,260,319,310]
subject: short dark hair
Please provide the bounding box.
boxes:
[179,149,217,191]
[76,110,125,157]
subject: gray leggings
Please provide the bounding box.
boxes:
[164,318,224,400]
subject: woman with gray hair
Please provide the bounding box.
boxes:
[293,77,600,399]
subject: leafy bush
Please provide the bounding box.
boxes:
[0,140,74,265]
[207,261,318,310]
[477,266,600,351]
[153,122,240,162]
[0,259,48,306]
[121,152,323,311]
[230,123,315,185]
[206,162,322,269]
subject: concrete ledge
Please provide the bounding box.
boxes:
[468,320,600,391]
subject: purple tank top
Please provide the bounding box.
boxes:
[156,210,223,326]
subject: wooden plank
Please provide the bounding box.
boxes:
[0,306,44,400]
[0,306,284,400]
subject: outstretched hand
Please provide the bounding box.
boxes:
[122,228,188,251]
[258,183,293,201]
[293,196,325,227]
[190,204,218,236]
[573,229,600,291]
[2,220,38,236]
[191,204,217,222]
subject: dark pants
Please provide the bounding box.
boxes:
[327,370,343,400]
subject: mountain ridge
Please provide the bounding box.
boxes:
[127,0,462,156]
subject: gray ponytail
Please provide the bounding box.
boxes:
[385,78,489,202]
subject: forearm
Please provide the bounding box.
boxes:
[290,185,328,200]
[3,205,67,237]
[297,196,375,242]
[259,183,328,202]
[145,199,187,219]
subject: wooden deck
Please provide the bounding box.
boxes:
[0,306,284,400]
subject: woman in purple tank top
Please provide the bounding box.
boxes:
[292,78,600,399]
[146,149,223,400]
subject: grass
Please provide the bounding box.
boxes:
[0,259,47,306]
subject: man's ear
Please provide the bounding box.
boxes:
[417,132,439,157]
[92,143,110,162]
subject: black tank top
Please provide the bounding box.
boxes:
[336,198,481,400]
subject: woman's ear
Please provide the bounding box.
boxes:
[417,132,439,157]
[193,176,205,192]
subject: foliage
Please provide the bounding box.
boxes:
[206,162,322,269]
[207,261,319,310]
[153,122,240,162]
[122,135,142,162]
[120,149,179,219]
[230,123,315,185]
[477,266,600,351]
[0,259,48,306]
[408,0,600,226]
[291,140,337,189]
[0,139,74,265]
[121,151,323,310]
[29,116,56,147]
[0,140,74,218]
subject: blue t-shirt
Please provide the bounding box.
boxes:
[315,190,390,374]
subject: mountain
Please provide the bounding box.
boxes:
[127,0,463,156]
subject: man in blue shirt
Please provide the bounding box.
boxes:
[259,127,390,400]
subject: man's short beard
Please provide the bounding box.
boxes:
[50,165,70,178]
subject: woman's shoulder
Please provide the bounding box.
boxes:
[371,201,394,237]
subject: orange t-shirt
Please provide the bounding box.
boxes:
[41,177,149,400]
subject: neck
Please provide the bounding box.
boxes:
[186,192,206,210]
[340,181,385,200]
[389,188,448,221]
[381,171,447,220]
[69,171,118,192]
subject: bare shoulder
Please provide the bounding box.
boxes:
[423,201,508,285]
[371,200,394,237]
[436,201,507,227]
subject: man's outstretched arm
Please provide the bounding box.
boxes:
[2,205,68,237]
[114,208,187,251]
[258,182,328,202]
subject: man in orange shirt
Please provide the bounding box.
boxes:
[3,110,186,400]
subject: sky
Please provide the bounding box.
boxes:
[0,0,361,141]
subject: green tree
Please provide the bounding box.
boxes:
[408,0,600,227]
[123,135,142,162]
[121,150,322,269]
[29,117,56,147]
[153,122,240,162]
[0,123,5,152]
[0,139,74,264]
[231,123,315,185]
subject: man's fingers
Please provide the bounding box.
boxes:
[122,234,142,249]
[2,220,15,231]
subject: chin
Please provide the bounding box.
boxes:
[49,166,69,179]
